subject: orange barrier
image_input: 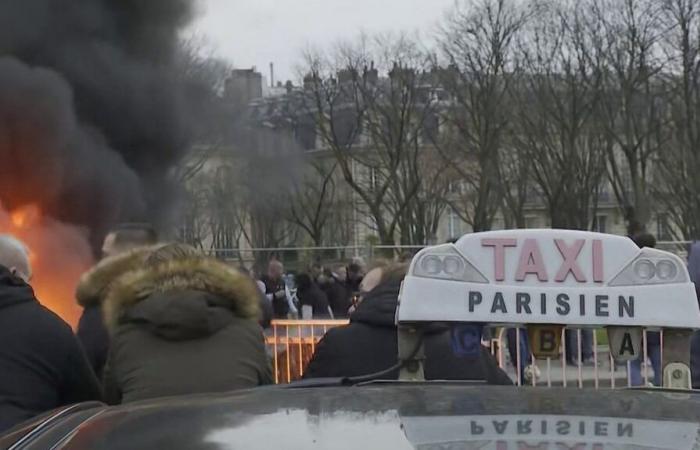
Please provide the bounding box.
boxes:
[265,320,349,383]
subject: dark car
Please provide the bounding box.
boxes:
[2,384,700,449]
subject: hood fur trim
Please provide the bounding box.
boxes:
[75,247,155,307]
[103,256,260,332]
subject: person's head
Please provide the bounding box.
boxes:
[632,233,656,249]
[357,259,392,295]
[145,242,200,266]
[317,268,332,285]
[102,223,158,259]
[334,265,347,283]
[310,262,323,281]
[268,259,284,280]
[295,273,313,291]
[347,262,364,281]
[0,234,31,282]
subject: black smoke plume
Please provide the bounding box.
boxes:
[0,0,199,245]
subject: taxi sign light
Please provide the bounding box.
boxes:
[609,248,688,286]
[412,244,487,283]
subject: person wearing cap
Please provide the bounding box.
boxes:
[0,235,101,432]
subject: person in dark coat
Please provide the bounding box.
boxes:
[75,246,153,379]
[260,260,295,318]
[345,261,364,294]
[318,268,351,318]
[689,242,700,389]
[304,264,511,384]
[75,225,157,379]
[295,273,332,319]
[102,243,272,404]
[0,235,101,432]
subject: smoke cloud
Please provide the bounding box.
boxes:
[0,0,198,245]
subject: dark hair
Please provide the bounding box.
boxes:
[632,233,656,249]
[111,223,157,246]
[295,273,312,291]
[348,263,362,274]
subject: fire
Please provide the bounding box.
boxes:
[0,203,93,328]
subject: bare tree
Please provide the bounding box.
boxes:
[513,0,608,229]
[592,0,667,232]
[300,33,443,246]
[436,0,530,232]
[656,0,700,238]
[287,157,339,246]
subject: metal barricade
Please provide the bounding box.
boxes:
[267,321,665,388]
[265,319,349,384]
[493,327,663,388]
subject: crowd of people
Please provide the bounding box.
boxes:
[3,224,700,433]
[0,226,507,433]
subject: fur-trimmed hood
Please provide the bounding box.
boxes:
[76,247,155,307]
[103,256,260,336]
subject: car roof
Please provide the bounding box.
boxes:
[18,385,700,449]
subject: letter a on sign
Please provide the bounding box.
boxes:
[607,327,642,362]
[527,325,563,359]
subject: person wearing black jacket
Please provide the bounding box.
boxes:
[318,269,351,318]
[0,235,101,432]
[304,264,511,384]
[295,273,332,319]
[260,260,293,318]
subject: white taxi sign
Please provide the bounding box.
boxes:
[397,229,700,328]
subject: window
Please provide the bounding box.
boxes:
[447,209,462,239]
[657,214,671,241]
[592,215,607,233]
[525,217,539,229]
[369,167,378,191]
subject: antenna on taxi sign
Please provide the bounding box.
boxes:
[397,229,700,389]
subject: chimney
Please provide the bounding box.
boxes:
[269,62,274,88]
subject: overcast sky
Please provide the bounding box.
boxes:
[188,0,455,84]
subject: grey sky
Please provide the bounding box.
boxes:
[189,0,455,84]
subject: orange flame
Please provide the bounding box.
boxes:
[0,203,93,328]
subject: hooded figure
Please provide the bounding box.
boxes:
[303,268,511,384]
[0,235,101,432]
[102,244,272,404]
[75,247,153,379]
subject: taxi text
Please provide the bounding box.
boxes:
[468,292,634,318]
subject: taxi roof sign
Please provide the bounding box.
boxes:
[397,229,700,329]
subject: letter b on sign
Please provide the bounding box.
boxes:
[607,327,642,362]
[527,325,563,359]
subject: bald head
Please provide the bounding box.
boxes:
[267,260,284,280]
[0,235,31,282]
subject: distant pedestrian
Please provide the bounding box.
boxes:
[689,242,700,389]
[260,260,297,318]
[0,235,101,432]
[629,233,661,386]
[318,268,351,318]
[295,273,332,319]
[102,243,272,404]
